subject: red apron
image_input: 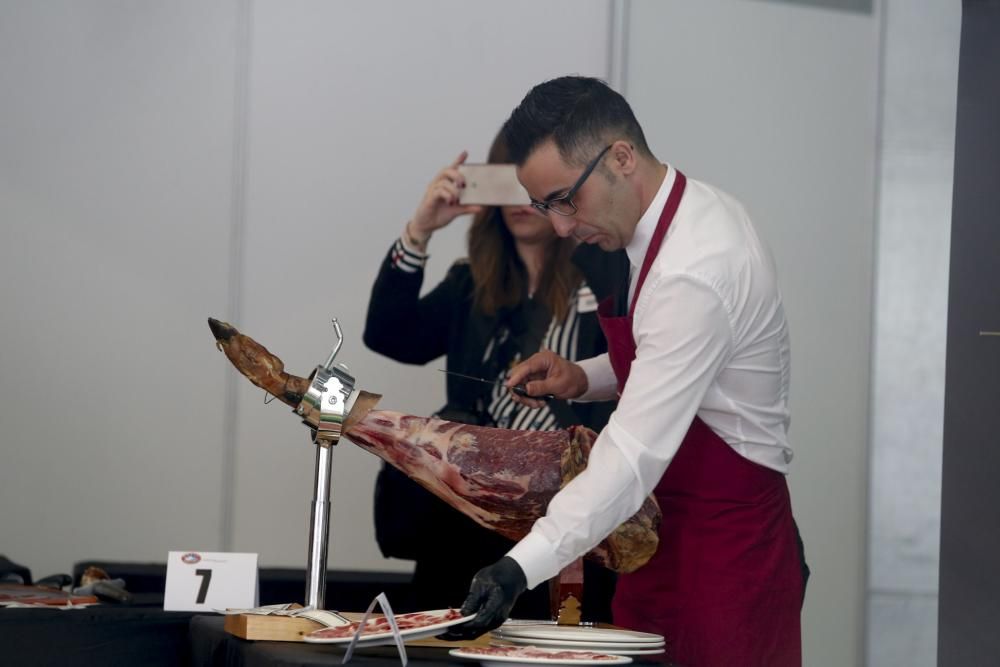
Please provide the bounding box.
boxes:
[599,171,802,666]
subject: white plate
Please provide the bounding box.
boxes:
[491,634,665,650]
[495,623,662,645]
[303,609,474,645]
[450,646,632,666]
[490,641,664,657]
[578,647,663,657]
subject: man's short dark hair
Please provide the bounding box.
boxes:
[502,76,652,166]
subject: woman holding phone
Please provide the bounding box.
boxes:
[363,129,626,620]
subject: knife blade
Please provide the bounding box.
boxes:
[437,369,554,401]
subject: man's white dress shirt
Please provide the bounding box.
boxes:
[507,165,793,589]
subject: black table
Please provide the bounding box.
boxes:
[190,615,468,666]
[70,562,414,610]
[0,594,194,667]
[0,568,416,667]
[189,616,670,667]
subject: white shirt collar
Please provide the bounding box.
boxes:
[625,164,676,270]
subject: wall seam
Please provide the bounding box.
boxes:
[221,0,253,552]
[863,0,889,664]
[607,0,629,95]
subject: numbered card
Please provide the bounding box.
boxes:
[163,551,258,612]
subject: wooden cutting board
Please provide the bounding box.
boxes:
[224,609,491,647]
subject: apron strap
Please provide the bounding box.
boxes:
[628,171,687,318]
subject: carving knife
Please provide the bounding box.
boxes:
[438,369,554,401]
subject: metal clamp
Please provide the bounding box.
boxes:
[296,319,357,444]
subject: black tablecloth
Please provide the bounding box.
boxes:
[70,562,414,609]
[0,564,420,666]
[189,616,671,667]
[190,615,470,667]
[0,594,194,667]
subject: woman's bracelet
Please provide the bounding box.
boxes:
[404,220,430,251]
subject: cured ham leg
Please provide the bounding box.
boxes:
[208,317,311,406]
[207,317,380,430]
[209,318,660,573]
[346,411,659,572]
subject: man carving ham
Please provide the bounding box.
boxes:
[443,76,809,667]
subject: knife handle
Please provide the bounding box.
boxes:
[511,385,554,402]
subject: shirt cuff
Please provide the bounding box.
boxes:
[575,354,619,402]
[506,531,562,590]
[391,237,428,273]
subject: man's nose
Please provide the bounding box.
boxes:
[550,215,577,238]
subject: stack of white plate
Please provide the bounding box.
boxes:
[490,622,666,656]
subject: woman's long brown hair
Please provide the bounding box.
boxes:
[467,132,581,323]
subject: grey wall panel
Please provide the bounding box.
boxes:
[625,1,878,664]
[760,0,873,13]
[938,1,1000,662]
[0,2,238,578]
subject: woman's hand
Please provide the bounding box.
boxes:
[406,151,483,248]
[505,350,589,409]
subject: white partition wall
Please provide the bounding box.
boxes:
[0,0,239,579]
[229,0,613,572]
[0,4,910,665]
[0,0,615,579]
[868,2,959,665]
[623,1,879,664]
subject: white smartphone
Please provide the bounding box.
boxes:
[457,164,531,206]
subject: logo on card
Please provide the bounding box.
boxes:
[181,552,202,565]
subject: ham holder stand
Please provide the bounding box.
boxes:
[296,319,358,611]
[226,319,361,642]
[219,319,569,646]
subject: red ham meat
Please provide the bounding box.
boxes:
[347,410,659,573]
[208,318,660,573]
[309,609,465,639]
[457,646,624,661]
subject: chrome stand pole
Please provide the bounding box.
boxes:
[304,442,333,609]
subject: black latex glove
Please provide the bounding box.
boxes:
[439,556,527,641]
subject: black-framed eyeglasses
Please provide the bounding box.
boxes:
[530,144,612,217]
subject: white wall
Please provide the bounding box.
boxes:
[0,0,614,578]
[624,1,879,665]
[0,0,238,577]
[0,3,888,665]
[867,1,959,665]
[229,0,613,572]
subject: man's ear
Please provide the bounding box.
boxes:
[610,139,637,176]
